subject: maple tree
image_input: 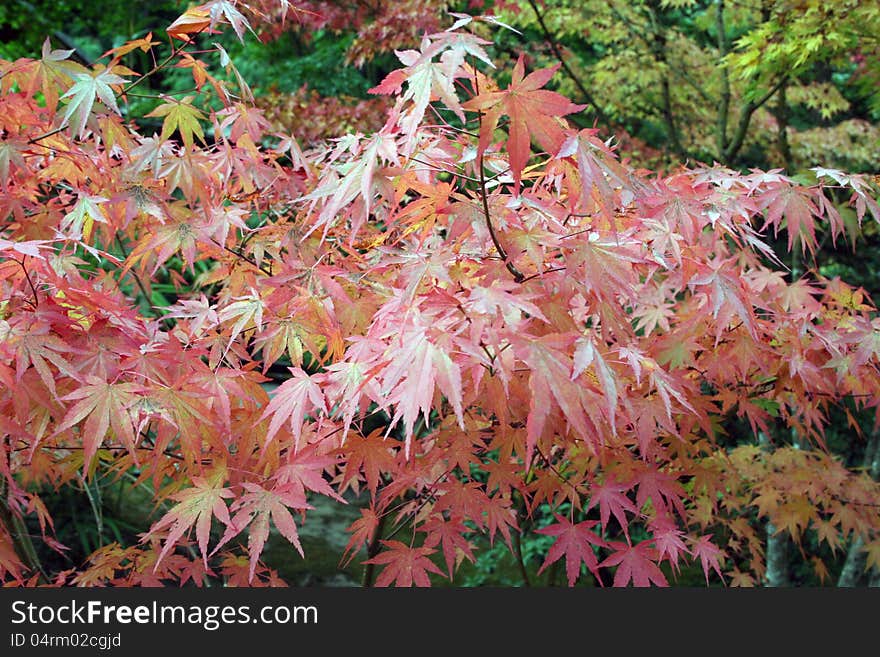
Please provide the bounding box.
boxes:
[480,0,880,173]
[1,1,879,589]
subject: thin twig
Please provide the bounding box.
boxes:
[472,63,525,283]
[519,266,566,284]
[361,506,388,587]
[715,0,731,157]
[526,0,609,126]
[27,126,66,145]
[17,258,39,308]
[77,472,104,545]
[722,76,788,163]
[115,233,153,308]
[208,237,273,276]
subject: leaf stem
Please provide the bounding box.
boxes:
[208,237,273,276]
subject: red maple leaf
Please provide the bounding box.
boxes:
[536,515,607,586]
[220,482,311,582]
[341,507,380,567]
[274,444,345,502]
[419,516,476,577]
[690,534,725,584]
[147,470,234,568]
[518,333,594,467]
[462,54,585,191]
[363,540,446,587]
[339,428,398,496]
[634,467,686,520]
[259,367,327,449]
[586,478,638,541]
[599,540,668,587]
[650,517,690,575]
[758,182,820,254]
[55,377,140,471]
[481,494,519,547]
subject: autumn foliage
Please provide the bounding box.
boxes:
[1,1,879,588]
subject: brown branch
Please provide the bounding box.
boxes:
[472,63,525,283]
[0,477,48,584]
[511,490,532,587]
[9,439,194,464]
[525,0,609,126]
[534,444,584,500]
[16,258,39,308]
[838,432,880,586]
[722,76,788,164]
[361,504,388,588]
[773,79,794,172]
[715,0,731,158]
[27,126,66,145]
[478,156,525,283]
[121,41,186,96]
[208,237,273,276]
[519,265,567,284]
[644,1,687,159]
[608,1,709,105]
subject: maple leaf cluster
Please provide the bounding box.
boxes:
[0,1,878,587]
[247,0,450,67]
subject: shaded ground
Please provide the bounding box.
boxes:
[261,493,365,586]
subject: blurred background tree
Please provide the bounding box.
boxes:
[480,1,879,174]
[6,1,877,171]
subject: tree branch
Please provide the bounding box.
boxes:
[722,76,788,164]
[526,0,609,126]
[758,430,791,587]
[0,478,48,584]
[644,0,687,159]
[715,0,731,158]
[472,64,525,283]
[361,505,388,588]
[607,0,710,104]
[773,79,794,172]
[838,432,879,586]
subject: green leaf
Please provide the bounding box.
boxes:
[60,69,127,138]
[752,397,780,417]
[146,96,206,149]
[147,467,234,568]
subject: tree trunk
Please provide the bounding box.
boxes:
[773,80,793,172]
[714,0,730,159]
[764,521,792,587]
[838,433,879,587]
[838,535,867,587]
[758,431,791,586]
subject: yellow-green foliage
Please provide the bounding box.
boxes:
[494,0,880,170]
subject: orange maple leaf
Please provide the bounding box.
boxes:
[462,54,585,191]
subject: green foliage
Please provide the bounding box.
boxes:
[489,0,880,171]
[218,30,377,98]
[0,0,181,62]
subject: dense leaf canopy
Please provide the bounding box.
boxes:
[0,0,879,588]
